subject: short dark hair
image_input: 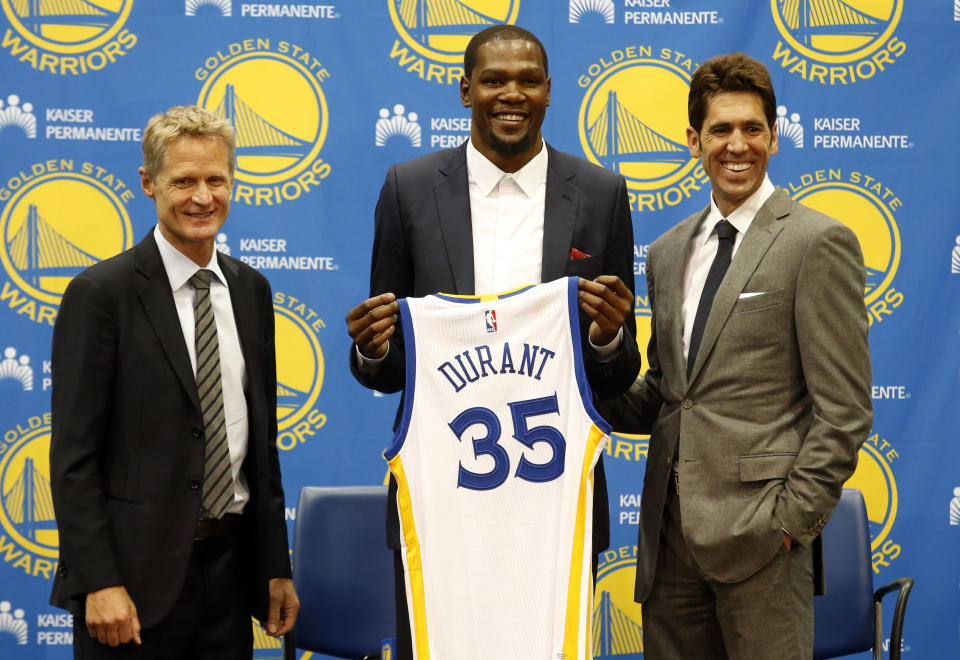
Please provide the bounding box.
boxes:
[688,53,776,133]
[463,25,548,78]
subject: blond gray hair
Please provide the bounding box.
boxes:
[141,105,236,179]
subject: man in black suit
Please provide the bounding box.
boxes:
[345,25,640,659]
[50,105,299,658]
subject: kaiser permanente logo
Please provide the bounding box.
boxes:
[0,160,135,326]
[785,169,903,327]
[196,39,332,207]
[186,0,341,19]
[769,0,905,85]
[0,413,59,581]
[387,0,521,86]
[774,104,912,151]
[273,291,327,451]
[1,0,137,75]
[0,98,143,142]
[578,45,709,214]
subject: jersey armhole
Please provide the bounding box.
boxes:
[384,298,415,460]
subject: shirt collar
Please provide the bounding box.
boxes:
[701,174,776,243]
[153,224,228,292]
[466,138,548,198]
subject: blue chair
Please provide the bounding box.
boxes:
[285,486,396,660]
[813,489,913,660]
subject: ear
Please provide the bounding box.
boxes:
[460,76,471,108]
[545,75,551,107]
[139,166,155,200]
[769,120,779,156]
[686,126,701,158]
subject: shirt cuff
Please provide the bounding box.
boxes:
[588,326,623,362]
[354,343,388,376]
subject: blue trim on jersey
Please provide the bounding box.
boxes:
[384,299,416,460]
[432,284,536,304]
[566,276,613,435]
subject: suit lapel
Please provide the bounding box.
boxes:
[687,189,789,382]
[135,233,201,412]
[663,210,707,389]
[433,144,474,294]
[542,146,579,281]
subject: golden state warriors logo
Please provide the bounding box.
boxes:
[595,547,644,658]
[843,430,901,573]
[387,0,521,85]
[0,0,137,75]
[0,160,134,325]
[786,169,903,326]
[0,413,58,580]
[196,40,332,206]
[273,290,327,451]
[578,46,709,214]
[770,0,905,84]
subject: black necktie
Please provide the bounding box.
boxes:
[687,219,737,378]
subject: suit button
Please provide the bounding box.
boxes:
[682,399,693,409]
[189,480,200,491]
[192,427,203,439]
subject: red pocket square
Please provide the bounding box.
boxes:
[568,247,591,259]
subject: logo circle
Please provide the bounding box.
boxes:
[274,306,324,432]
[770,0,902,63]
[579,58,697,191]
[197,52,329,185]
[844,442,898,551]
[387,0,521,64]
[791,182,900,306]
[0,171,134,305]
[0,0,133,53]
[0,425,58,559]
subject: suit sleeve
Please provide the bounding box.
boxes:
[583,175,643,400]
[50,274,123,597]
[596,240,664,433]
[258,276,292,579]
[348,164,410,394]
[775,223,873,546]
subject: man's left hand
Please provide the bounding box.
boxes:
[265,578,299,637]
[578,275,632,346]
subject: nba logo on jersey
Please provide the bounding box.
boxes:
[484,309,497,333]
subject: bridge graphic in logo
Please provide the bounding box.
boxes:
[588,90,688,174]
[2,455,56,546]
[396,0,498,44]
[216,83,310,160]
[6,204,99,288]
[10,0,117,33]
[593,590,643,657]
[779,0,883,48]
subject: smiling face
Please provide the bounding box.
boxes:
[140,135,233,266]
[460,38,550,173]
[687,90,778,217]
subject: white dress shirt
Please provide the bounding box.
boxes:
[154,225,249,515]
[680,175,776,365]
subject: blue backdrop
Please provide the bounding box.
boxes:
[1,1,957,658]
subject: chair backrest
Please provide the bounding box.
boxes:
[813,488,876,659]
[292,486,396,659]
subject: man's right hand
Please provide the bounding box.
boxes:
[86,585,142,647]
[345,293,399,359]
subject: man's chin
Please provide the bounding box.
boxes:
[488,131,534,158]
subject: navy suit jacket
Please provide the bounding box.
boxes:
[50,231,291,628]
[350,142,642,554]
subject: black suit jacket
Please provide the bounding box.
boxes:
[49,231,291,628]
[351,142,642,554]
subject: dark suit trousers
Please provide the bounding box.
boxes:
[73,528,253,660]
[641,485,814,660]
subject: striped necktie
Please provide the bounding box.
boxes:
[190,269,234,519]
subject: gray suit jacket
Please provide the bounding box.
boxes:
[599,188,873,602]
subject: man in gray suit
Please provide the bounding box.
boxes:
[599,53,873,659]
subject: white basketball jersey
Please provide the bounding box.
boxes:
[384,276,611,660]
